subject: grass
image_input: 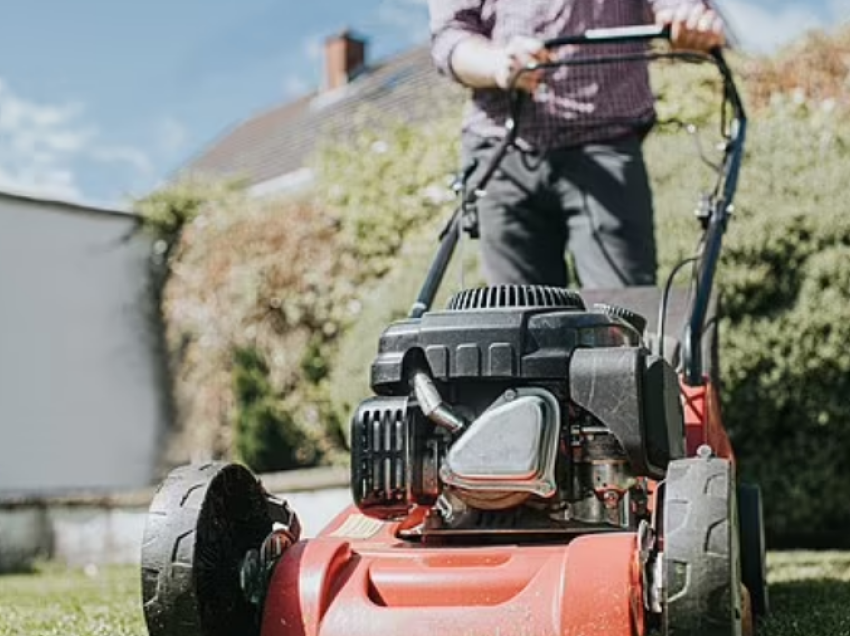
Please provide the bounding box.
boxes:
[0,552,848,635]
[759,552,850,636]
[0,564,144,636]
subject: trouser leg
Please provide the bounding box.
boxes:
[556,136,658,288]
[462,137,568,287]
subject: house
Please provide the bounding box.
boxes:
[0,188,171,496]
[185,31,464,197]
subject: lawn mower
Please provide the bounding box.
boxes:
[140,25,768,636]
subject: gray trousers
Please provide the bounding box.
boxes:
[462,134,658,289]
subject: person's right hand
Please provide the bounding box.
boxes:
[493,36,550,93]
[655,4,726,52]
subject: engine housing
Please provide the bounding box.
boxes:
[350,285,685,536]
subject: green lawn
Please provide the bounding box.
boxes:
[0,564,144,636]
[0,552,848,635]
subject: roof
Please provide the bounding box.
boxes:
[185,44,465,186]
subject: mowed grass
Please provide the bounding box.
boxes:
[758,552,850,636]
[0,552,848,635]
[0,563,144,636]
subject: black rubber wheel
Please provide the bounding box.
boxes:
[141,462,276,636]
[739,483,769,618]
[663,451,743,635]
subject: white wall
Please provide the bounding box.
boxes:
[0,192,167,495]
[0,485,352,570]
[55,487,351,567]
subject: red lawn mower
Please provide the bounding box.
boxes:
[140,26,768,636]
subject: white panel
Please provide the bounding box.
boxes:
[0,194,165,494]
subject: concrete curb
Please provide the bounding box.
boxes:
[0,466,352,571]
[0,465,350,510]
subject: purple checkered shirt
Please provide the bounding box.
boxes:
[429,0,709,149]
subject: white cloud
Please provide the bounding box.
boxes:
[304,35,324,62]
[91,146,153,174]
[0,84,88,199]
[0,165,80,201]
[0,79,151,202]
[717,0,834,53]
[376,0,430,44]
[154,117,188,155]
[283,74,310,98]
[830,0,850,22]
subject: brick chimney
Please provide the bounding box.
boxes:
[324,30,367,91]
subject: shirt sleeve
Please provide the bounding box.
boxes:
[427,0,489,77]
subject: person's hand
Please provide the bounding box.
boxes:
[494,35,550,93]
[656,4,726,52]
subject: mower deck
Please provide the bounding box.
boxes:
[262,506,644,636]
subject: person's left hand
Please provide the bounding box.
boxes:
[656,3,726,52]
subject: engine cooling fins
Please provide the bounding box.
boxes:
[446,285,586,311]
[592,303,648,335]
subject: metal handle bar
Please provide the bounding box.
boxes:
[543,23,671,48]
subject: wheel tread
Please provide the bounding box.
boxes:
[664,455,742,636]
[139,461,275,636]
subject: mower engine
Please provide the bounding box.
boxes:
[350,285,686,539]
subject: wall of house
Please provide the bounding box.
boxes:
[0,192,168,496]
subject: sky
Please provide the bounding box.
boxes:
[0,0,847,207]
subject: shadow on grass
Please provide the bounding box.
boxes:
[759,579,850,636]
[0,563,37,576]
[0,554,46,576]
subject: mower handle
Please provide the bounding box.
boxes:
[543,23,671,48]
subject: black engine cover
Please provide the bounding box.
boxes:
[569,347,685,479]
[371,303,640,394]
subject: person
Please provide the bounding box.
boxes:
[427,0,726,289]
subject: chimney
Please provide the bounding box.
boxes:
[324,30,367,91]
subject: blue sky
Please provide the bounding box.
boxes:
[0,0,846,206]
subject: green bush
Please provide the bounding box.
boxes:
[718,116,850,547]
[312,112,463,279]
[134,175,247,261]
[232,347,319,472]
[133,181,350,469]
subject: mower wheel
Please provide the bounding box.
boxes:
[663,451,743,635]
[141,462,284,636]
[738,483,769,617]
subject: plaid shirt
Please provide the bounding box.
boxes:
[429,0,708,149]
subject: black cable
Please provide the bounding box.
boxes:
[657,255,699,361]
